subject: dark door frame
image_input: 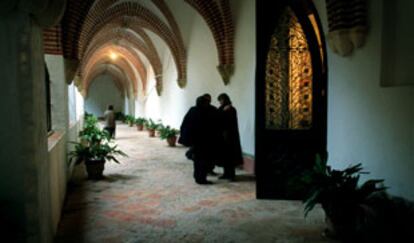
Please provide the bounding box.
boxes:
[255,0,328,199]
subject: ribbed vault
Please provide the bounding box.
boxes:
[82,45,145,97]
[42,0,236,98]
[86,66,127,98]
[78,2,187,87]
[85,64,131,98]
[83,24,162,94]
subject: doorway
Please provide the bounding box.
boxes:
[256,0,328,199]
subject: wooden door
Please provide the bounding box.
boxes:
[256,0,328,199]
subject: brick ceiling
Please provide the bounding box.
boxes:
[43,0,235,96]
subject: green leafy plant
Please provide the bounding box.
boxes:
[79,115,111,145]
[69,142,127,164]
[125,115,135,123]
[159,126,179,140]
[302,155,387,239]
[135,117,147,126]
[84,113,98,127]
[303,155,386,216]
[145,119,158,130]
[69,114,127,179]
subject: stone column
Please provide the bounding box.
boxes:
[0,1,66,242]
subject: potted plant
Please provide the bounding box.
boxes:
[69,142,126,179]
[302,155,387,241]
[78,114,111,145]
[70,114,126,179]
[145,119,158,137]
[159,126,180,146]
[125,115,135,127]
[135,117,146,131]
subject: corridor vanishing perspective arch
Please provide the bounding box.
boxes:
[43,0,239,97]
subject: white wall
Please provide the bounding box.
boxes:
[68,83,77,123]
[68,83,84,124]
[314,0,414,199]
[46,55,69,132]
[85,74,125,117]
[137,0,256,154]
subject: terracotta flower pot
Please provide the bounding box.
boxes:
[85,159,105,179]
[137,124,144,131]
[167,136,177,147]
[148,129,155,137]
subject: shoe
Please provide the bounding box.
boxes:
[196,180,213,185]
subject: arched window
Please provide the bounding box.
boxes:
[265,6,325,130]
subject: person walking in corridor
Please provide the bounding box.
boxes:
[217,93,243,181]
[104,105,116,139]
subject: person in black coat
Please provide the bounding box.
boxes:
[216,93,243,180]
[203,93,220,176]
[179,96,216,185]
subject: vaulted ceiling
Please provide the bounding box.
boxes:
[43,0,235,97]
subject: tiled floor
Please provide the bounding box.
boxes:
[55,123,335,243]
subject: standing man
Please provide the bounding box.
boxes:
[203,93,220,176]
[104,105,116,139]
[217,93,243,181]
[179,96,215,185]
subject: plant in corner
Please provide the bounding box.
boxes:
[69,142,126,179]
[302,155,387,241]
[159,126,180,147]
[70,114,127,179]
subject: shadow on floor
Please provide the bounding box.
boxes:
[55,182,89,243]
[234,174,256,183]
[102,173,140,182]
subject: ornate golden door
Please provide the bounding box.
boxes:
[256,0,327,199]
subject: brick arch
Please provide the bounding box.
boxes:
[82,48,142,97]
[82,45,148,95]
[150,0,185,53]
[90,37,161,95]
[184,0,235,84]
[126,23,165,96]
[78,2,187,87]
[86,23,162,76]
[84,25,163,94]
[60,0,95,60]
[83,42,147,87]
[85,65,128,98]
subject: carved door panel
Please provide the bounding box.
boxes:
[256,0,327,199]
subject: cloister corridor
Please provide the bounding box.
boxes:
[1,0,413,241]
[55,123,333,243]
